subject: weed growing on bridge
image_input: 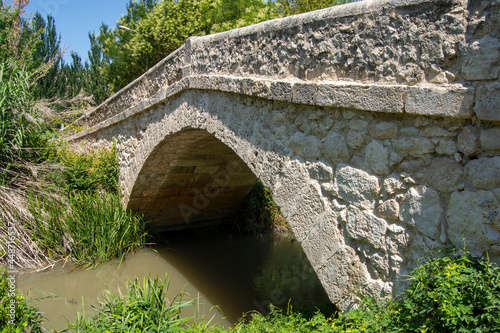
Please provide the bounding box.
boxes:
[236,180,289,234]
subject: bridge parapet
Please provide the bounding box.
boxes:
[78,0,500,132]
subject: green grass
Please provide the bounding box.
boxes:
[0,61,53,185]
[61,250,500,333]
[29,191,148,267]
[57,145,119,194]
[63,274,198,332]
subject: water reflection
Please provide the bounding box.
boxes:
[18,231,332,331]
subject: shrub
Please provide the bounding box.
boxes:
[231,306,335,333]
[57,145,119,193]
[331,250,500,333]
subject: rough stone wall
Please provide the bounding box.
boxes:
[69,0,500,311]
[189,0,466,85]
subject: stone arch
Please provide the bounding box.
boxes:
[127,127,258,230]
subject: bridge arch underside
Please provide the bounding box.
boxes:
[127,128,258,230]
[77,89,500,312]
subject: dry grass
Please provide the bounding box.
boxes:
[0,162,64,270]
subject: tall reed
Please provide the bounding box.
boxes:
[0,61,50,184]
[29,191,148,266]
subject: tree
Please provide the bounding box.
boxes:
[0,0,41,68]
[210,0,275,33]
[272,0,355,17]
[31,12,63,99]
[84,30,111,105]
[98,0,274,92]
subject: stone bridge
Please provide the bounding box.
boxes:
[69,0,500,310]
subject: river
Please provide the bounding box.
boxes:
[18,230,334,331]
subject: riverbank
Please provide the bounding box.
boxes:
[15,230,333,331]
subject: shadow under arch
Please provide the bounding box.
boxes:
[127,127,258,230]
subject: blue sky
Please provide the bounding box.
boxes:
[25,0,131,63]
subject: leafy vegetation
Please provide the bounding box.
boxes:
[273,0,356,17]
[97,0,275,91]
[330,250,500,333]
[64,275,198,332]
[29,191,148,267]
[236,180,289,234]
[57,145,119,194]
[0,61,52,185]
[0,267,43,332]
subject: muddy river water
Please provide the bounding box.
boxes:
[18,230,333,331]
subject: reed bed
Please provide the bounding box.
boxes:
[29,190,148,267]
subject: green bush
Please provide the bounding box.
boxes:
[331,250,500,333]
[230,306,335,333]
[57,145,119,193]
[0,267,43,332]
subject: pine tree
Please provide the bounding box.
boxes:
[84,29,110,105]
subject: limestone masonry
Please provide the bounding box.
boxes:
[69,0,500,311]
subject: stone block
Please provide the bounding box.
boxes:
[481,127,500,151]
[345,206,387,250]
[242,78,270,98]
[318,245,369,304]
[457,127,480,157]
[447,190,500,254]
[400,186,442,240]
[405,86,474,118]
[376,199,400,221]
[465,156,500,189]
[218,76,244,94]
[368,122,399,140]
[425,158,463,193]
[462,36,500,81]
[316,82,405,113]
[474,84,500,122]
[334,164,380,209]
[269,81,293,102]
[365,140,390,176]
[292,82,317,105]
[322,131,350,163]
[392,137,435,156]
